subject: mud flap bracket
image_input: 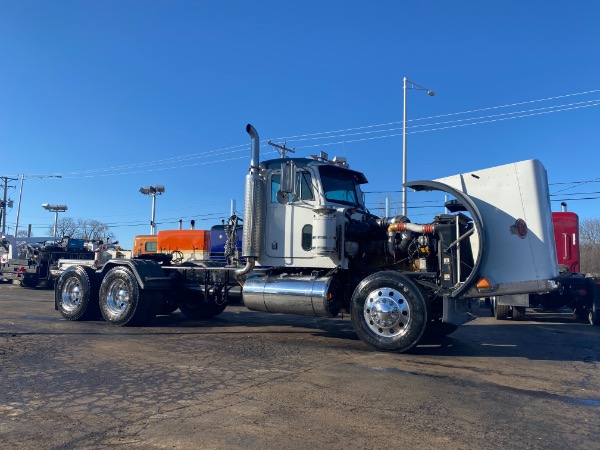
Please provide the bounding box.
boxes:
[443,295,480,326]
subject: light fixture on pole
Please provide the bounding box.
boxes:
[139,185,165,235]
[402,76,435,217]
[41,203,68,238]
[15,174,62,237]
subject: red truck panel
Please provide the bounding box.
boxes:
[552,212,579,273]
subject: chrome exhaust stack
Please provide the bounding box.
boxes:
[235,124,265,283]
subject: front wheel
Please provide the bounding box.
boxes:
[99,266,159,326]
[350,272,427,353]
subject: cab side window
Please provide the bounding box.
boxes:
[271,171,314,202]
[297,171,314,201]
[271,174,281,203]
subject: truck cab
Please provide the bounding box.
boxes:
[260,155,368,269]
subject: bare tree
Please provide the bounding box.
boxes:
[47,217,116,243]
[48,217,78,238]
[580,218,600,245]
[580,218,600,276]
[78,219,116,242]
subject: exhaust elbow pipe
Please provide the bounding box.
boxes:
[246,124,260,173]
[235,258,255,285]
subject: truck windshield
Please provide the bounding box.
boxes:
[318,165,366,207]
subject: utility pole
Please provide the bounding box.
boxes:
[268,140,296,158]
[1,176,17,235]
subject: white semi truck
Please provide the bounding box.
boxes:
[54,124,559,353]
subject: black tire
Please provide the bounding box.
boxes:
[512,306,526,321]
[21,273,39,288]
[55,266,100,321]
[589,301,600,326]
[178,289,227,319]
[99,266,159,326]
[423,321,458,339]
[494,303,510,320]
[573,307,585,321]
[157,303,178,315]
[350,272,427,353]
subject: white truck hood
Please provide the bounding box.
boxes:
[407,159,559,298]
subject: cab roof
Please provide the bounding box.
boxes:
[260,157,368,184]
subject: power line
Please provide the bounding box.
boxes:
[273,89,600,140]
[551,178,600,194]
[550,190,600,196]
[282,98,600,144]
[296,101,600,149]
[549,179,600,186]
[62,143,249,176]
[17,89,600,180]
[63,97,600,178]
[551,197,600,202]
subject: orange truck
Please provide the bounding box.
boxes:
[133,230,211,262]
[133,235,157,256]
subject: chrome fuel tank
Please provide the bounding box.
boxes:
[243,274,337,317]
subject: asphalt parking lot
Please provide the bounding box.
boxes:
[1,282,599,449]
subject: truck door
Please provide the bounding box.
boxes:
[265,169,317,264]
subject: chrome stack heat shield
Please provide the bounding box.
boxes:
[242,124,264,259]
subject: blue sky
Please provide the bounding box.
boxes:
[1,1,599,248]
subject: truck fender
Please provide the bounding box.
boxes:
[100,259,171,290]
[406,179,484,298]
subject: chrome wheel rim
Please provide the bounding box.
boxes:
[61,278,82,312]
[363,286,411,337]
[104,279,131,317]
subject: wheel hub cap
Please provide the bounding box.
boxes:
[363,287,410,337]
[61,279,82,312]
[106,280,130,314]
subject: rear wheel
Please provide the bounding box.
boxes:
[512,306,526,321]
[350,272,427,353]
[99,266,159,326]
[56,266,99,321]
[21,273,39,288]
[493,297,510,320]
[589,301,600,326]
[178,289,227,319]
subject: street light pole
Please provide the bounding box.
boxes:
[41,203,68,238]
[402,77,435,217]
[139,185,165,235]
[151,195,157,235]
